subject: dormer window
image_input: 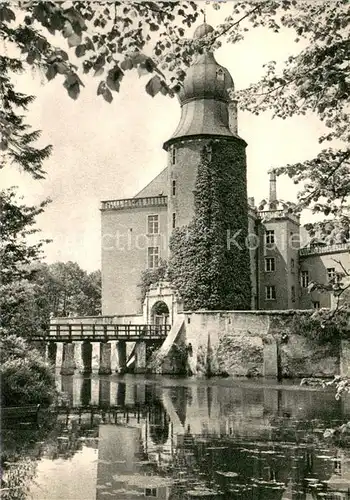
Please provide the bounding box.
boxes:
[216,68,224,81]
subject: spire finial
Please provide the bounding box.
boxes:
[203,4,207,23]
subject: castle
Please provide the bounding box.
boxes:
[100,22,349,322]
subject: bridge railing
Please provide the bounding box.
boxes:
[41,323,171,342]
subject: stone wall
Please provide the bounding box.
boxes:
[155,310,344,378]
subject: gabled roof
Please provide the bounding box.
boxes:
[134,167,168,198]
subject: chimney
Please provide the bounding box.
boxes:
[269,171,277,209]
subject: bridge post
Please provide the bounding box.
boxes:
[61,374,73,404]
[82,340,92,374]
[117,382,126,406]
[99,342,112,375]
[136,383,146,405]
[74,341,84,373]
[117,341,127,374]
[99,378,111,407]
[56,343,63,372]
[110,342,118,373]
[73,376,82,406]
[60,342,76,375]
[91,377,99,406]
[134,341,147,374]
[91,342,100,373]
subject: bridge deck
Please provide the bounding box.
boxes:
[31,323,170,342]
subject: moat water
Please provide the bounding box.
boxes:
[2,374,350,499]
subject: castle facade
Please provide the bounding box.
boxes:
[100,23,349,319]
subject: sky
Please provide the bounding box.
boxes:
[2,2,328,271]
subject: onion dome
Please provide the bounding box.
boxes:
[178,23,234,105]
[193,22,214,39]
[164,22,238,150]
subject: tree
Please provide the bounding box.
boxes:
[0,187,50,285]
[219,0,350,240]
[1,1,201,179]
[0,188,51,337]
[0,279,49,337]
[35,262,101,317]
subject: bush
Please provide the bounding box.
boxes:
[0,335,57,407]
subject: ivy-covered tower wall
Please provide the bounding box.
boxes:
[167,138,210,230]
[164,22,251,310]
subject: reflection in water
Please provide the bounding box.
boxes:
[2,375,350,500]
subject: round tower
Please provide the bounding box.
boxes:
[163,22,245,233]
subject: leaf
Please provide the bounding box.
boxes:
[94,67,104,77]
[120,58,133,71]
[56,62,67,74]
[46,64,57,81]
[106,66,123,91]
[75,45,86,57]
[85,37,94,51]
[145,75,162,97]
[103,87,113,103]
[62,20,74,38]
[97,81,105,96]
[0,6,16,23]
[68,32,82,48]
[67,82,80,100]
[26,51,36,65]
[93,54,106,74]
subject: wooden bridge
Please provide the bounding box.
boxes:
[31,323,171,342]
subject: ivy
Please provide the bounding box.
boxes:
[291,309,350,347]
[168,140,251,310]
[138,259,167,307]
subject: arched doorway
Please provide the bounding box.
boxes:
[151,301,169,327]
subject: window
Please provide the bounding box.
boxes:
[313,301,320,309]
[216,68,224,81]
[172,212,176,229]
[334,458,342,475]
[265,230,275,245]
[327,267,336,281]
[148,247,159,269]
[301,270,309,288]
[265,257,275,272]
[265,285,276,300]
[172,179,176,196]
[291,258,295,271]
[147,215,159,234]
[171,147,176,165]
[145,488,157,497]
[291,285,295,302]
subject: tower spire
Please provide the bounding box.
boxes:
[203,5,207,23]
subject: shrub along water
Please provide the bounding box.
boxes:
[0,335,57,408]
